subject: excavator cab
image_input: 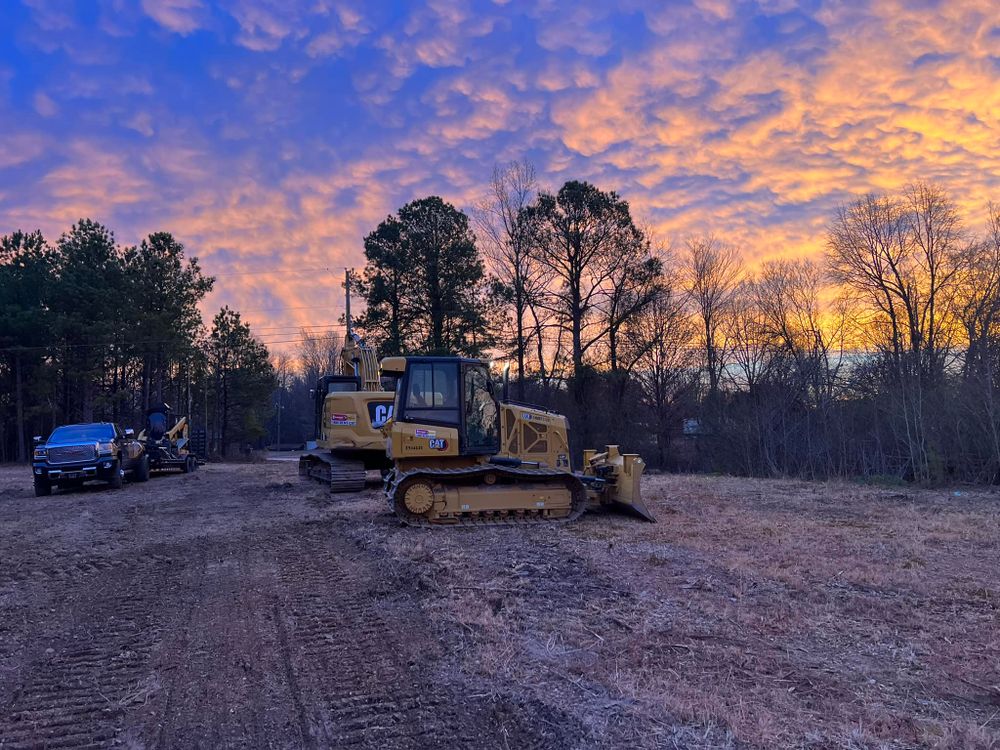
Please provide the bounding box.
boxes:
[311,375,363,439]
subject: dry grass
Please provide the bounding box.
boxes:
[361,474,1000,749]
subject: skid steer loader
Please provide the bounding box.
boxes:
[138,403,200,473]
[381,356,655,525]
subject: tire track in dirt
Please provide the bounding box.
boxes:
[268,519,580,749]
[0,465,584,749]
[0,546,191,749]
[138,535,310,750]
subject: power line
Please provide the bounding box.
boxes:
[0,330,349,354]
[244,323,346,332]
[205,265,349,278]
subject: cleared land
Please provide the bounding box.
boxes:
[0,463,997,749]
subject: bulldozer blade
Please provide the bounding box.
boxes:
[587,446,656,523]
[614,495,657,523]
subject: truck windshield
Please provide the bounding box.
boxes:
[49,424,115,443]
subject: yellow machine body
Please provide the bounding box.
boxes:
[299,333,395,491]
[138,406,200,473]
[382,356,653,525]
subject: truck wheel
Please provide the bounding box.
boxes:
[34,479,52,497]
[134,455,150,482]
[109,459,124,489]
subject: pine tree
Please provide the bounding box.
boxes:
[356,197,493,356]
[206,307,275,454]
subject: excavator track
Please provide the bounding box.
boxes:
[385,465,588,527]
[299,453,367,493]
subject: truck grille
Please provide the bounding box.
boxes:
[48,444,98,464]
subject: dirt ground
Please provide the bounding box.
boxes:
[0,462,997,749]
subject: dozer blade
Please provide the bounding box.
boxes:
[584,446,656,523]
[614,494,657,523]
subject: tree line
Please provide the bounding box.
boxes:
[348,165,1000,483]
[9,174,1000,486]
[0,220,275,461]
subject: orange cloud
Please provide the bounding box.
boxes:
[4,0,1000,353]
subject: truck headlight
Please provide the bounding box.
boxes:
[33,448,47,460]
[97,442,115,455]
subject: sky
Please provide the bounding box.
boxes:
[1,0,999,345]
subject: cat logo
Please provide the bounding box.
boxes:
[369,402,394,428]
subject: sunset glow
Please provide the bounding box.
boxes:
[2,0,999,342]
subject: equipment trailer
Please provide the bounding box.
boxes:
[138,403,201,473]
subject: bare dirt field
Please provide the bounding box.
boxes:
[0,462,997,749]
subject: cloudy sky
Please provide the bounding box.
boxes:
[1,0,999,340]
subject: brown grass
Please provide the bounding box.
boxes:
[362,475,1000,749]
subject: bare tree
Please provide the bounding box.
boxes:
[683,237,743,395]
[474,161,541,399]
[903,181,967,381]
[625,269,698,467]
[726,279,779,393]
[953,203,1000,478]
[828,183,966,384]
[827,182,969,481]
[754,259,846,406]
[957,204,1000,380]
[298,329,343,384]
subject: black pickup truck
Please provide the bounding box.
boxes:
[32,422,149,496]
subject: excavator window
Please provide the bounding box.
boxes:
[326,381,358,394]
[462,364,499,453]
[404,362,460,424]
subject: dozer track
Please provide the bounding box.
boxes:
[385,465,588,526]
[299,453,367,493]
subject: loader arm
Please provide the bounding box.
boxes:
[165,416,188,442]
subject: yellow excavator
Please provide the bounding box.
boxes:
[297,273,398,494]
[298,332,396,491]
[380,356,654,525]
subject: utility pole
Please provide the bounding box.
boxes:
[345,268,352,340]
[275,389,282,449]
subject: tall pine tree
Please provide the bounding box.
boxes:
[356,197,493,356]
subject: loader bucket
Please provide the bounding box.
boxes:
[584,446,656,523]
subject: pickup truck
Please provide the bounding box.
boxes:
[32,422,149,496]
